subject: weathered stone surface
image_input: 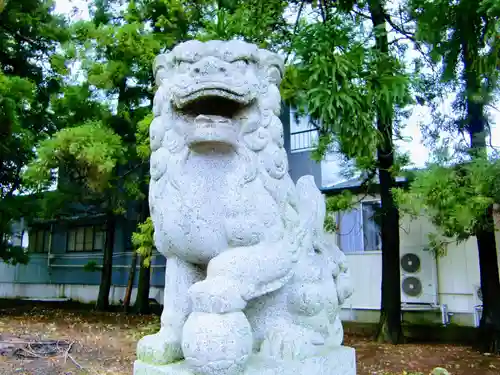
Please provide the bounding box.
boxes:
[136,39,355,375]
[134,346,356,375]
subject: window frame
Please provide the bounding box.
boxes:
[360,200,382,252]
[28,227,51,254]
[289,107,319,153]
[336,199,382,253]
[66,224,107,253]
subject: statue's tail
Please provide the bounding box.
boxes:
[295,175,353,307]
[295,175,326,241]
[292,176,324,260]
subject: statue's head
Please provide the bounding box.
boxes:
[153,40,284,150]
[150,40,298,244]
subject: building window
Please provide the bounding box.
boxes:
[67,225,106,252]
[28,228,51,253]
[337,201,382,253]
[289,107,319,152]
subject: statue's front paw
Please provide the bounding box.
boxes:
[189,277,247,314]
[137,328,183,365]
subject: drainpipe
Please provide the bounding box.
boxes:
[440,304,450,326]
[47,223,54,284]
[473,305,483,328]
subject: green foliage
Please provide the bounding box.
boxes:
[426,232,452,258]
[0,73,35,130]
[323,190,364,234]
[323,214,337,233]
[404,0,500,261]
[281,12,412,168]
[36,0,210,218]
[0,244,29,266]
[326,190,356,213]
[49,83,111,130]
[24,121,126,193]
[0,0,68,264]
[408,0,500,152]
[136,113,153,160]
[83,260,99,272]
[395,158,500,246]
[198,0,290,50]
[132,217,154,268]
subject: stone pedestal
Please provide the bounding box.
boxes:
[134,346,356,375]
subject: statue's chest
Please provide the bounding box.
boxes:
[180,157,238,217]
[161,156,267,263]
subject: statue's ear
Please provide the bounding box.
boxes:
[258,50,285,86]
[153,53,174,86]
[267,65,283,87]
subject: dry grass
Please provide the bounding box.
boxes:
[0,302,498,375]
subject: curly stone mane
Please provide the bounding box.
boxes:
[149,41,300,251]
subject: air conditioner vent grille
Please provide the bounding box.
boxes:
[402,276,423,297]
[401,253,421,273]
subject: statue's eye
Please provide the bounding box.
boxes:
[233,59,250,68]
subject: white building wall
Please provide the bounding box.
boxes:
[0,282,164,305]
[341,252,381,310]
[339,193,499,326]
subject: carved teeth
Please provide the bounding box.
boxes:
[195,115,231,124]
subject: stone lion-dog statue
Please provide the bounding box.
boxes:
[134,40,355,375]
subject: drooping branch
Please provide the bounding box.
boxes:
[285,0,306,65]
[384,13,416,42]
[384,13,435,69]
[351,9,371,19]
[0,24,44,49]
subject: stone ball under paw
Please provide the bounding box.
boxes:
[182,311,253,375]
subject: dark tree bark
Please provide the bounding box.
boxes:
[96,212,116,311]
[475,214,500,353]
[460,7,500,353]
[123,252,137,312]
[134,257,151,314]
[368,0,404,344]
[467,96,500,354]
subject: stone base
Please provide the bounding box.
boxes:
[134,346,356,375]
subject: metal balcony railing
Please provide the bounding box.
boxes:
[290,129,319,152]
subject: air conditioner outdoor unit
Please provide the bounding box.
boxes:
[400,247,438,305]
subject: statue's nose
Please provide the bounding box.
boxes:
[191,57,227,76]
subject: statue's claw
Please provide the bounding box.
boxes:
[136,328,183,365]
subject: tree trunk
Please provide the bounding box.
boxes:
[460,11,500,353]
[133,164,151,315]
[475,215,500,354]
[134,256,151,314]
[96,213,116,311]
[368,0,404,344]
[123,252,137,312]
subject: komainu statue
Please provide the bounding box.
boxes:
[134,40,356,375]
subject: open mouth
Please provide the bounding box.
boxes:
[175,88,249,119]
[175,90,253,149]
[181,96,246,119]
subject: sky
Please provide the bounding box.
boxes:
[54,0,500,186]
